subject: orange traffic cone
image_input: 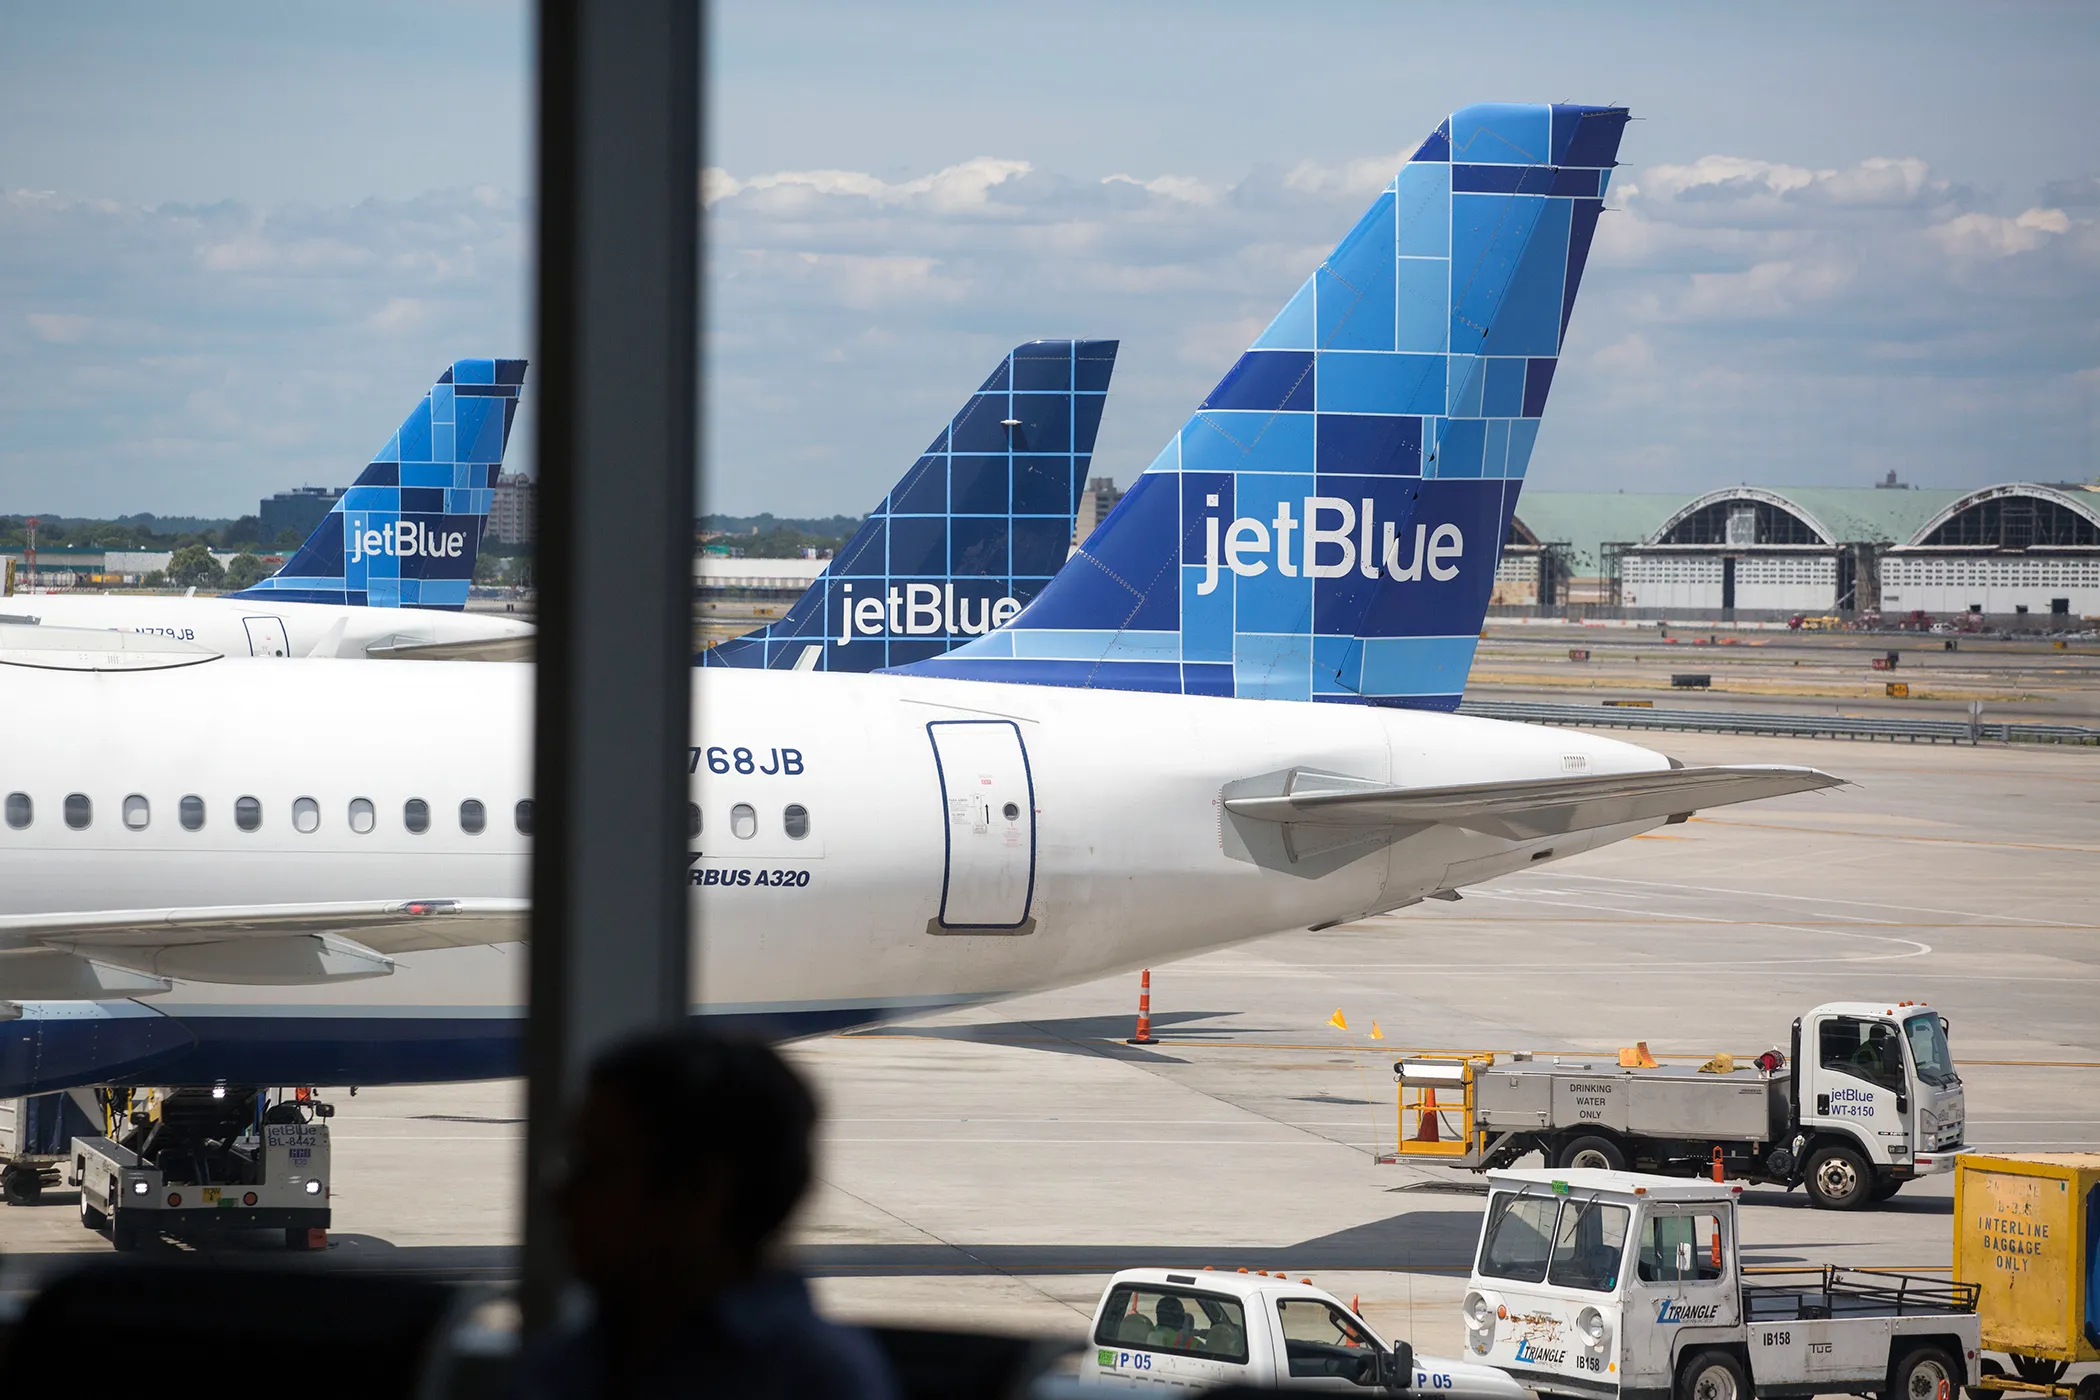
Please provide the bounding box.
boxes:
[1413,1087,1442,1142]
[1127,969,1157,1045]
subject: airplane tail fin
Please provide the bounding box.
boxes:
[899,105,1628,708]
[702,339,1118,671]
[231,358,527,609]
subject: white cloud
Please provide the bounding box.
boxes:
[25,312,92,343]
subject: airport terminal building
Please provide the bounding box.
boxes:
[1493,481,2100,620]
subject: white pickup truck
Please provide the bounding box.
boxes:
[1461,1168,1980,1400]
[1085,1267,1528,1396]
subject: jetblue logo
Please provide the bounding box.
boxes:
[348,519,467,564]
[836,583,1022,644]
[1513,1341,1567,1366]
[1196,494,1462,595]
[1656,1300,1722,1324]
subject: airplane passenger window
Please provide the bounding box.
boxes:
[235,797,261,832]
[6,793,32,829]
[123,795,151,830]
[1002,802,1019,821]
[730,803,757,839]
[64,793,92,830]
[404,799,430,834]
[688,802,701,838]
[180,796,205,831]
[293,797,320,833]
[349,798,375,834]
[514,799,534,835]
[460,800,486,834]
[783,803,809,839]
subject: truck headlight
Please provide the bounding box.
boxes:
[1463,1292,1497,1354]
[130,1178,149,1196]
[1577,1306,1610,1352]
[304,1179,323,1196]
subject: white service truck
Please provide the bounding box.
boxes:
[1461,1168,1980,1400]
[71,1086,333,1251]
[1396,1001,1967,1209]
[1086,1267,1528,1396]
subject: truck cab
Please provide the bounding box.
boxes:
[1791,1001,1966,1203]
[1086,1268,1526,1397]
[1463,1169,1979,1400]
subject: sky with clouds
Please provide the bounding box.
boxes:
[4,1,2098,519]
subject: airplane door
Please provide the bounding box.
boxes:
[927,720,1036,932]
[242,616,291,657]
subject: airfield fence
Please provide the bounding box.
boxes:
[1455,698,2100,747]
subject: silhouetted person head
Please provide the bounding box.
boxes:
[559,1029,817,1317]
[526,1029,895,1399]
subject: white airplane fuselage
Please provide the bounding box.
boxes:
[0,661,1671,1091]
[5,592,535,659]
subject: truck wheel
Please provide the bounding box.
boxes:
[286,1226,314,1250]
[1678,1349,1749,1400]
[1557,1135,1629,1172]
[111,1221,141,1252]
[81,1195,108,1231]
[1888,1344,1960,1400]
[1804,1143,1872,1210]
[2,1165,43,1206]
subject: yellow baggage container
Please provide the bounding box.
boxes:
[1954,1153,2100,1368]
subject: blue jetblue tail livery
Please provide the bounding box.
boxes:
[231,358,527,609]
[702,339,1118,672]
[900,104,1627,709]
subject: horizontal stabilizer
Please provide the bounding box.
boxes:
[1224,764,1841,841]
[364,633,536,662]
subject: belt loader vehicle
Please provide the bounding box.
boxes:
[1463,1168,1982,1400]
[70,1086,333,1251]
[1394,1001,1966,1209]
[1086,1267,1527,1395]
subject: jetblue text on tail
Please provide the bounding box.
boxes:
[899,105,1628,709]
[232,358,525,610]
[702,339,1117,672]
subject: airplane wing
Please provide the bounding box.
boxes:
[0,898,528,999]
[1223,764,1841,842]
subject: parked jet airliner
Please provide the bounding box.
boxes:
[8,359,537,661]
[0,104,1842,1098]
[0,628,1835,1095]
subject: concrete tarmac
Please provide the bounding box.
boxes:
[3,731,2095,1372]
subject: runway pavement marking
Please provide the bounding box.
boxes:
[1552,873,2085,927]
[1688,815,2100,855]
[1461,889,1933,963]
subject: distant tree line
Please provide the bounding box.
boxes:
[0,513,306,552]
[697,512,860,558]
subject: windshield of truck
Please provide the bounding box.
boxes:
[1478,1191,1558,1283]
[1547,1199,1629,1292]
[1904,1014,1958,1087]
[1093,1284,1250,1364]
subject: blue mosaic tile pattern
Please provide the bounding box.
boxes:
[233,358,526,609]
[898,105,1627,709]
[703,339,1118,671]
